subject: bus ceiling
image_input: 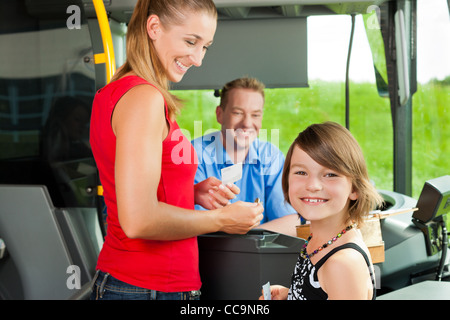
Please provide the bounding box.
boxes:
[80,0,392,90]
[81,0,391,22]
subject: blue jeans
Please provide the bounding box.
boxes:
[90,270,201,300]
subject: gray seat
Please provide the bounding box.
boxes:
[0,185,99,299]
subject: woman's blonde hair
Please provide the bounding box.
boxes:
[112,0,217,118]
[282,121,384,226]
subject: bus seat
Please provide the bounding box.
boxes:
[0,185,95,299]
[55,207,102,284]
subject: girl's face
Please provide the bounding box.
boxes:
[288,145,358,223]
[150,11,217,83]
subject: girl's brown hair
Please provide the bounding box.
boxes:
[111,0,217,118]
[282,121,384,226]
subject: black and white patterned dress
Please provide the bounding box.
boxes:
[287,242,376,300]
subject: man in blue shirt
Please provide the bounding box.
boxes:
[192,77,297,234]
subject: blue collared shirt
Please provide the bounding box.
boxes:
[192,131,295,223]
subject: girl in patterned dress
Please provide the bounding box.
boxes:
[262,121,383,300]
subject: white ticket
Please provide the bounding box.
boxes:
[221,163,243,185]
[262,281,271,300]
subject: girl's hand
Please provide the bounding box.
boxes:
[194,176,240,210]
[259,285,289,300]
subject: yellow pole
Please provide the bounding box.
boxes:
[92,0,116,197]
[92,0,116,83]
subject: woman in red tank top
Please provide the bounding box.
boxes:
[89,0,264,300]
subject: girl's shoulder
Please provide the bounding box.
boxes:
[323,243,369,269]
[317,240,374,299]
[317,229,372,280]
[324,230,371,267]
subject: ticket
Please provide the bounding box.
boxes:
[262,281,271,300]
[221,163,243,185]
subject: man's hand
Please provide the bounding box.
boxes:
[194,176,240,209]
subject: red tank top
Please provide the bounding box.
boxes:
[89,75,200,292]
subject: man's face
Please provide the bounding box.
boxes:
[216,88,264,151]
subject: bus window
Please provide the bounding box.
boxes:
[412,0,450,198]
[176,12,394,192]
[0,0,97,208]
[300,13,393,194]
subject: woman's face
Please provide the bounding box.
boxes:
[150,11,217,83]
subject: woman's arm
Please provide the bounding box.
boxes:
[112,84,263,240]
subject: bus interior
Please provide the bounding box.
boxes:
[0,0,449,300]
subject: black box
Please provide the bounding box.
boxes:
[198,229,305,300]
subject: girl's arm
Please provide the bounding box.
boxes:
[259,214,299,237]
[318,248,373,300]
[113,84,263,241]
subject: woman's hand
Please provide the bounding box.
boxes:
[216,201,264,234]
[194,176,240,210]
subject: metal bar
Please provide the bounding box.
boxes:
[92,0,116,83]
